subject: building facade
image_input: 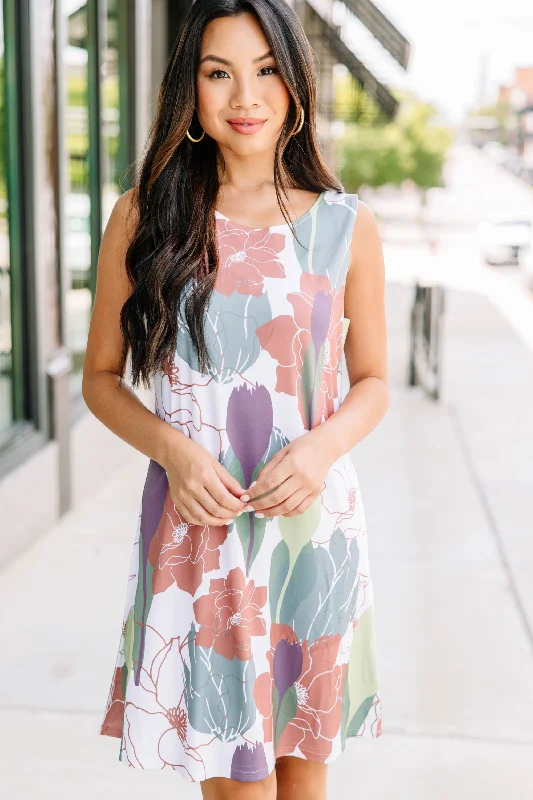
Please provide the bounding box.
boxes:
[0,0,407,568]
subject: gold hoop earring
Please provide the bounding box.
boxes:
[186,126,205,143]
[293,107,305,135]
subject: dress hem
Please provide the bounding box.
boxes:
[100,725,384,780]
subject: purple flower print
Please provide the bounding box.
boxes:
[230,740,269,781]
[226,383,273,574]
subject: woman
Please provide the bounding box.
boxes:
[84,0,389,796]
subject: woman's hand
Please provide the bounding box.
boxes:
[163,434,249,526]
[240,428,339,518]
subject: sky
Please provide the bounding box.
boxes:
[336,0,533,124]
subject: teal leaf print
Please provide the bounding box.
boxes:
[274,496,321,622]
[280,530,360,644]
[183,623,257,742]
[132,529,156,685]
[176,289,273,382]
[294,193,358,288]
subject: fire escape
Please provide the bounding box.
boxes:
[301,0,410,128]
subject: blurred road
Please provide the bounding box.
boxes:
[1,142,533,798]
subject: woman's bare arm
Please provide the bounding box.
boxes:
[81,189,184,468]
[82,189,247,525]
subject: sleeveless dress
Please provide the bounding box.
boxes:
[98,188,383,781]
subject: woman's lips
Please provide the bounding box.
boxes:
[227,119,266,135]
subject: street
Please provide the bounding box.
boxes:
[1,142,533,798]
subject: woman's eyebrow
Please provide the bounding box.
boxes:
[199,50,274,66]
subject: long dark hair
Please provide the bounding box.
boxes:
[118,0,343,389]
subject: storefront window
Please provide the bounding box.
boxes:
[101,0,122,229]
[0,7,11,439]
[64,0,91,397]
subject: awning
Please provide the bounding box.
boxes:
[341,0,410,69]
[304,1,400,119]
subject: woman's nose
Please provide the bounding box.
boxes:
[230,78,260,109]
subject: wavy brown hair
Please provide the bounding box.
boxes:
[118,0,343,389]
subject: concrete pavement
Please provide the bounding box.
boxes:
[2,268,533,798]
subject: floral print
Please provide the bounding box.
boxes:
[193,567,267,660]
[215,217,286,296]
[98,190,382,782]
[256,272,346,429]
[253,624,347,760]
[148,487,230,596]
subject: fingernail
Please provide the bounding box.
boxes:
[243,505,254,512]
[227,518,235,524]
[241,494,250,502]
[249,481,257,488]
[255,512,265,518]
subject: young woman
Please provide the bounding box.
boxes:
[84,0,389,797]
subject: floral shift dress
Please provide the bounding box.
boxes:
[98,188,383,781]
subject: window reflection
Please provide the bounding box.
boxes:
[64,0,91,397]
[0,7,12,438]
[102,0,122,229]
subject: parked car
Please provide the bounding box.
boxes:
[478,211,533,266]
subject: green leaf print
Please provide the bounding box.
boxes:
[344,606,380,736]
[183,623,257,742]
[274,496,321,622]
[273,684,298,746]
[132,530,155,685]
[269,540,290,621]
[346,695,377,737]
[121,606,135,698]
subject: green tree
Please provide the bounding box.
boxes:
[335,89,453,194]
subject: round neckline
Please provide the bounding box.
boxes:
[214,190,326,232]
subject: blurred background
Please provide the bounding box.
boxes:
[1,0,533,797]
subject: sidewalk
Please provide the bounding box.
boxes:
[1,280,533,799]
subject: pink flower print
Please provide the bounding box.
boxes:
[256,272,345,429]
[193,567,267,660]
[148,488,229,597]
[253,624,346,760]
[214,218,286,297]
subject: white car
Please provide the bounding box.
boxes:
[478,211,533,266]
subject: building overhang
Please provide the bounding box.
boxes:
[341,0,410,69]
[304,0,400,119]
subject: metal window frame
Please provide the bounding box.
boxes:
[0,0,40,453]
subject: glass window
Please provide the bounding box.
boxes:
[64,0,91,397]
[101,0,122,229]
[0,6,12,439]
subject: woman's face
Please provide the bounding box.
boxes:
[196,12,291,156]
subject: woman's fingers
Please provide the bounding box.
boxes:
[280,491,317,517]
[176,494,235,527]
[248,476,301,515]
[206,465,250,514]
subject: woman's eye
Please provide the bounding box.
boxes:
[207,66,280,80]
[208,69,229,80]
